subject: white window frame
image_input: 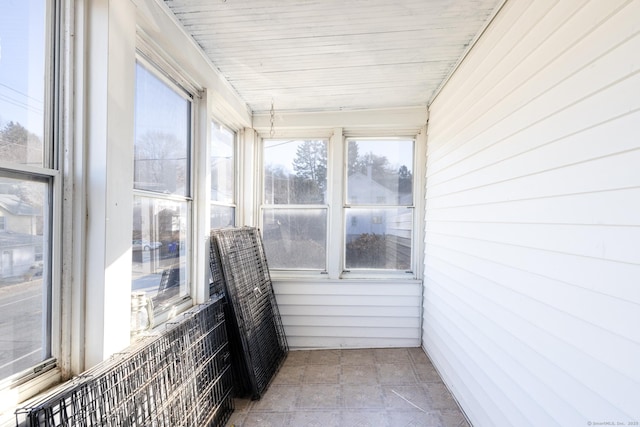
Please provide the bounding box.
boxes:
[258,137,331,276]
[0,0,65,411]
[131,53,198,327]
[257,132,421,280]
[210,120,237,229]
[342,137,417,279]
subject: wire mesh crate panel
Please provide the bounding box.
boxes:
[209,235,227,298]
[197,365,233,418]
[206,386,233,427]
[210,317,229,351]
[195,342,228,393]
[210,227,288,399]
[16,298,233,427]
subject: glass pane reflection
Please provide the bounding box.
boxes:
[131,196,189,316]
[345,207,412,270]
[262,208,327,270]
[0,175,49,380]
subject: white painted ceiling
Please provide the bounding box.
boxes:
[164,0,503,114]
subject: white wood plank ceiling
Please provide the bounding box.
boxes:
[163,0,503,114]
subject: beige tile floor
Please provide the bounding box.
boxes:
[226,347,471,427]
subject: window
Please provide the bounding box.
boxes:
[131,61,192,328]
[261,139,328,270]
[0,0,57,382]
[345,139,414,271]
[211,121,236,228]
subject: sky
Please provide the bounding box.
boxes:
[0,0,46,137]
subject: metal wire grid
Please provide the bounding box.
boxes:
[209,236,252,397]
[210,227,288,400]
[208,234,226,299]
[16,298,234,427]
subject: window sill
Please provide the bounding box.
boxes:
[0,367,62,426]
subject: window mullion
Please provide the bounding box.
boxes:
[328,128,344,279]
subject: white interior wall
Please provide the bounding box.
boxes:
[423,0,640,425]
[83,0,136,368]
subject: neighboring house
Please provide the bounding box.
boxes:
[0,194,40,235]
[0,231,40,281]
[346,171,408,240]
[0,194,42,281]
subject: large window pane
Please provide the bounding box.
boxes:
[264,139,327,204]
[0,175,49,380]
[211,122,234,204]
[132,61,192,331]
[134,63,190,196]
[132,196,189,317]
[211,121,235,229]
[262,208,327,270]
[345,139,414,272]
[347,139,413,205]
[345,207,412,270]
[0,1,46,167]
[211,205,235,229]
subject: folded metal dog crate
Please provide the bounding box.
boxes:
[209,227,288,400]
[16,298,233,427]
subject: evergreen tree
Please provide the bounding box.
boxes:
[292,140,327,203]
[398,164,413,195]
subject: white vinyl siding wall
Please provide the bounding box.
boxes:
[274,280,422,349]
[423,0,640,426]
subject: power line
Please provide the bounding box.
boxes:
[0,83,44,104]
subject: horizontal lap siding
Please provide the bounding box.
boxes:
[423,0,640,426]
[273,281,422,349]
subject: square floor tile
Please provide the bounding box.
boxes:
[382,385,431,412]
[424,382,460,410]
[377,363,418,385]
[374,348,412,364]
[272,365,305,385]
[250,385,299,411]
[225,348,468,427]
[341,410,390,427]
[307,349,341,365]
[287,410,341,427]
[439,409,470,427]
[387,410,443,427]
[341,364,378,384]
[413,361,443,383]
[296,384,341,409]
[407,347,430,364]
[341,384,384,409]
[283,350,310,367]
[341,348,376,365]
[239,412,288,427]
[302,364,340,383]
[226,411,245,427]
[232,398,252,414]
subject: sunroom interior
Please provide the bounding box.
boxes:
[0,0,638,426]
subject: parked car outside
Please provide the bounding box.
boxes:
[132,239,162,251]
